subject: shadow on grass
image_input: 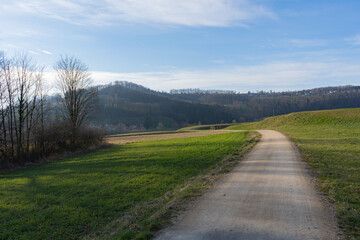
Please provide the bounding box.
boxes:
[0,132,250,240]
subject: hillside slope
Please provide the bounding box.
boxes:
[228,108,360,130]
[96,84,235,133]
[167,85,360,121]
[92,82,360,133]
[227,108,360,239]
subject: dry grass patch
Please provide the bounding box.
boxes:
[106,130,242,145]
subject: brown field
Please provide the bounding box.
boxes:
[106,130,241,145]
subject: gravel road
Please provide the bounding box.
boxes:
[155,130,339,240]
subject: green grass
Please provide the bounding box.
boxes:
[227,108,360,239]
[0,132,255,240]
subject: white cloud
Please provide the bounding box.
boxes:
[346,34,360,48]
[288,39,327,48]
[28,50,39,55]
[88,61,360,92]
[41,50,53,55]
[5,0,274,27]
[0,41,18,50]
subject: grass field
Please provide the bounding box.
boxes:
[227,108,360,239]
[106,130,239,145]
[0,131,256,240]
[177,123,233,131]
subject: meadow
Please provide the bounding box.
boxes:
[0,131,255,240]
[227,108,360,239]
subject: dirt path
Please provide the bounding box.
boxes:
[156,130,339,240]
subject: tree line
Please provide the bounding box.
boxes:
[0,52,103,170]
[166,85,360,121]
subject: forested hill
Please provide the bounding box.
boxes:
[95,82,234,133]
[95,82,360,133]
[166,85,360,121]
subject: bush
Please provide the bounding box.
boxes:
[32,123,105,160]
[76,125,105,148]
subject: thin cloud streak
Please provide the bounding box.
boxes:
[346,34,360,48]
[6,0,274,27]
[41,50,53,55]
[288,39,327,48]
[28,50,39,55]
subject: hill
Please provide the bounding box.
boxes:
[227,108,360,238]
[92,82,360,133]
[167,85,360,121]
[95,82,235,133]
[227,108,360,129]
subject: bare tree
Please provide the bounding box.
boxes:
[1,53,16,159]
[14,54,35,160]
[24,67,44,159]
[0,52,9,158]
[54,56,96,147]
[33,72,47,156]
[0,52,45,163]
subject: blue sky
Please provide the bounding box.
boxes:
[1,0,360,92]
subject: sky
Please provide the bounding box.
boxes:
[1,0,360,92]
